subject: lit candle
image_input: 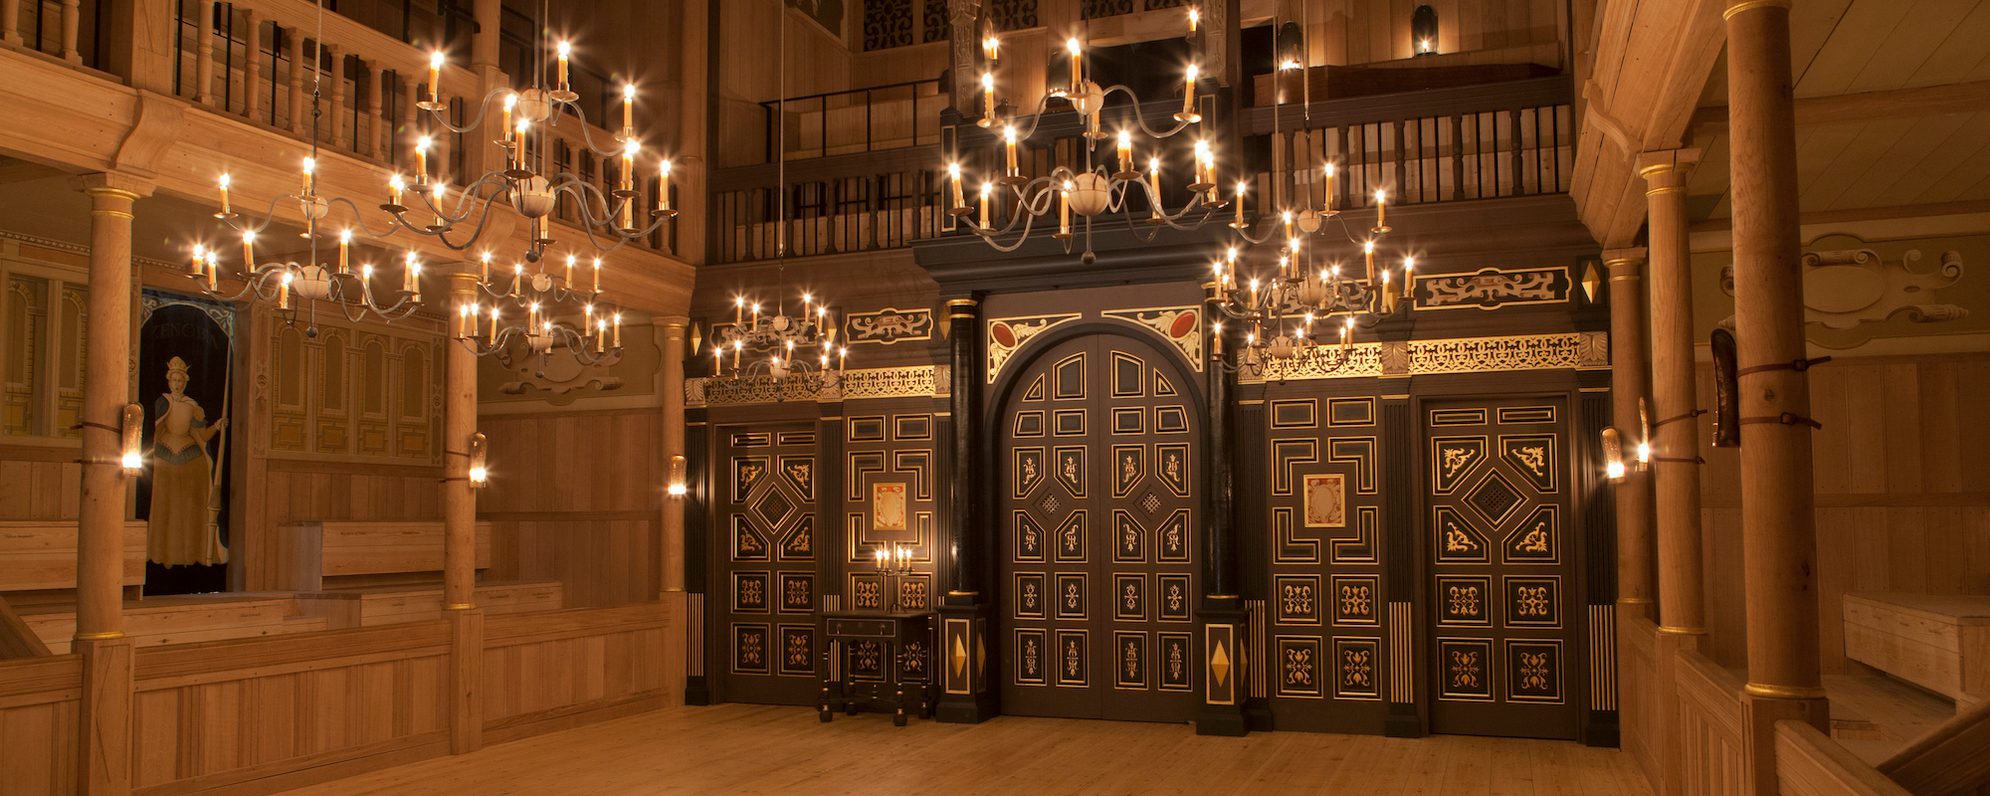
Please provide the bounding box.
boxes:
[402,251,417,292]
[556,41,572,88]
[511,263,523,296]
[457,303,471,339]
[479,251,491,283]
[1323,162,1336,211]
[241,229,255,270]
[658,159,673,211]
[1381,269,1395,313]
[1342,317,1354,349]
[733,339,743,369]
[622,83,636,133]
[427,50,445,103]
[278,270,292,309]
[1059,179,1072,235]
[217,173,232,214]
[713,346,722,375]
[751,302,760,326]
[612,312,622,348]
[596,320,608,353]
[1188,6,1200,33]
[1182,64,1199,118]
[1003,125,1018,177]
[1115,130,1132,174]
[430,183,447,227]
[361,263,374,295]
[502,92,516,142]
[948,162,964,208]
[1066,37,1083,93]
[488,307,499,345]
[982,34,999,62]
[389,174,406,206]
[337,228,350,274]
[838,345,847,370]
[1374,188,1387,229]
[981,71,995,121]
[190,245,204,277]
[1403,256,1416,303]
[528,301,539,331]
[300,156,315,196]
[978,182,992,228]
[206,253,218,290]
[415,136,432,183]
[734,295,744,326]
[1363,239,1376,282]
[592,257,602,293]
[1234,180,1247,227]
[1147,156,1163,220]
[565,253,576,286]
[514,120,531,169]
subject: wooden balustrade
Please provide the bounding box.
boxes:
[1674,649,1749,795]
[1776,721,1913,796]
[2,0,102,65]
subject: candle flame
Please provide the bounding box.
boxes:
[429,50,445,69]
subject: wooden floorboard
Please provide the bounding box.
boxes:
[281,704,1655,794]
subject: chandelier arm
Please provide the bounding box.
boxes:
[1097,85,1195,138]
[554,102,642,159]
[1003,93,1063,143]
[319,197,408,239]
[421,87,512,136]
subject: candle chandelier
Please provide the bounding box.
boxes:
[185,0,668,367]
[951,5,1417,373]
[703,1,845,395]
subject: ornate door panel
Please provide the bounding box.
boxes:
[1260,394,1387,731]
[999,333,1199,721]
[716,425,820,705]
[1424,399,1579,738]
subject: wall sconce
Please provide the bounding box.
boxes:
[119,403,144,475]
[467,432,489,488]
[667,454,688,498]
[1634,398,1652,471]
[1602,427,1627,482]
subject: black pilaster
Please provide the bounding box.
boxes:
[684,415,711,706]
[1196,304,1248,736]
[937,295,996,723]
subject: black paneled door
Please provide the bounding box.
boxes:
[715,425,820,705]
[1423,398,1581,738]
[999,333,1200,721]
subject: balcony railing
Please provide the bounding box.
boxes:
[3,0,107,67]
[759,78,946,161]
[709,75,1572,266]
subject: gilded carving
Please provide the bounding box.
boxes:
[844,307,934,345]
[1100,306,1204,371]
[1415,266,1570,310]
[987,313,1082,383]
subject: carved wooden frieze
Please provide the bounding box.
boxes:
[1242,333,1606,383]
[1413,267,1571,311]
[688,365,949,407]
[844,307,934,346]
[1719,237,1967,347]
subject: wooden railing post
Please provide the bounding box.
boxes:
[1450,114,1465,200]
[1,0,19,45]
[328,45,347,148]
[366,60,384,158]
[1509,106,1525,195]
[195,0,217,105]
[60,0,79,62]
[242,10,263,123]
[286,26,305,133]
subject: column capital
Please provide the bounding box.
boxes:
[71,172,156,199]
[1636,148,1701,177]
[1602,247,1648,272]
[1724,0,1791,20]
[658,315,690,331]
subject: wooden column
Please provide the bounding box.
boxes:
[936,296,994,724]
[1639,150,1708,641]
[74,173,151,796]
[366,61,385,158]
[241,10,262,123]
[471,0,501,71]
[660,317,688,594]
[60,0,80,61]
[1,0,20,45]
[195,0,217,105]
[1724,0,1830,789]
[327,46,347,148]
[1603,249,1654,617]
[442,270,482,754]
[286,27,305,133]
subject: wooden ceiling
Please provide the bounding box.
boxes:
[1684,0,1990,222]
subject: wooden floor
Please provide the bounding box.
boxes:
[287,704,1654,794]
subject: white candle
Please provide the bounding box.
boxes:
[1066,38,1083,93]
[622,83,636,132]
[556,41,572,88]
[658,159,673,211]
[1182,64,1199,117]
[217,173,231,214]
[427,50,445,103]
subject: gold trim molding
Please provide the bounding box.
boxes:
[687,365,949,408]
[1243,332,1609,382]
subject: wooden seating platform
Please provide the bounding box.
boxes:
[1844,592,1990,712]
[274,519,494,591]
[293,580,564,628]
[19,593,329,655]
[0,519,148,592]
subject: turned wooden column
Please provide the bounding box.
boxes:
[471,0,501,70]
[60,0,80,61]
[1,0,20,45]
[441,270,483,755]
[286,27,305,133]
[1603,249,1654,616]
[365,61,384,158]
[241,10,262,122]
[327,46,347,148]
[74,173,151,796]
[195,0,217,105]
[1726,0,1830,788]
[660,316,688,594]
[1639,151,1708,639]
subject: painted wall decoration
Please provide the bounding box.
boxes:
[1716,235,1968,350]
[1101,306,1203,371]
[844,307,934,346]
[137,292,235,595]
[986,313,1082,383]
[1302,473,1346,528]
[873,482,908,531]
[1414,267,1571,310]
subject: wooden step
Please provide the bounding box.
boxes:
[293,580,565,629]
[19,593,324,654]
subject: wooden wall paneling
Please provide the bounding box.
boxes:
[480,605,669,742]
[0,654,81,795]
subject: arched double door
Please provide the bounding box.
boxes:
[997,332,1202,721]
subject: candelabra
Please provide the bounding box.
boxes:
[702,292,846,397]
[870,543,917,613]
[447,252,624,366]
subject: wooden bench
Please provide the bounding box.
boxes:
[0,520,148,593]
[292,580,564,628]
[274,520,494,591]
[1844,593,1990,713]
[19,593,328,655]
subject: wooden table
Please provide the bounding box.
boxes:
[818,610,937,726]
